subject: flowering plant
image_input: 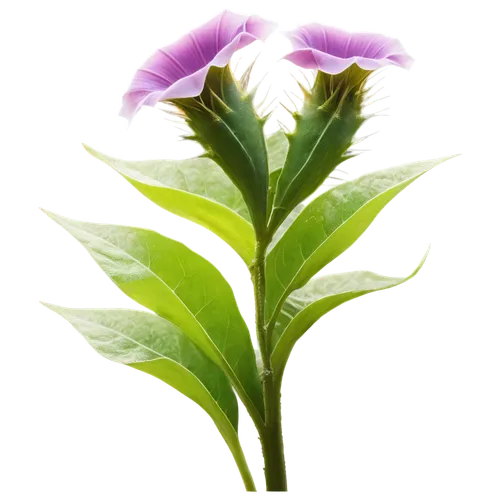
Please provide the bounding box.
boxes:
[43,11,455,492]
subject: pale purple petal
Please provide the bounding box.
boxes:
[284,24,413,74]
[120,11,276,120]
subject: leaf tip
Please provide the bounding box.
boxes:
[434,152,465,166]
[36,205,49,215]
[410,240,433,277]
[38,206,58,220]
[82,142,98,157]
[35,297,54,311]
[421,240,433,260]
[40,207,60,222]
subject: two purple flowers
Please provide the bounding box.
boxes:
[120,10,413,121]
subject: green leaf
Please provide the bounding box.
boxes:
[44,305,238,425]
[83,145,255,266]
[266,131,288,220]
[267,203,304,254]
[43,305,256,491]
[265,131,288,219]
[82,131,289,265]
[265,156,455,322]
[271,250,429,381]
[174,66,269,236]
[266,130,289,173]
[43,211,264,423]
[267,169,281,221]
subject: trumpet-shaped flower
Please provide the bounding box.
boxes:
[120,11,275,120]
[284,23,413,74]
[268,24,413,233]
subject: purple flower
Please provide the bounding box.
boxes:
[120,11,276,120]
[284,24,413,74]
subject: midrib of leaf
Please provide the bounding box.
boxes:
[125,174,252,225]
[68,314,233,412]
[73,311,229,414]
[83,228,215,345]
[84,145,251,222]
[45,304,232,403]
[74,225,263,425]
[64,315,174,362]
[77,226,197,318]
[275,110,340,208]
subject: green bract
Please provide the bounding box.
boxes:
[42,18,456,492]
[173,67,270,237]
[269,68,369,232]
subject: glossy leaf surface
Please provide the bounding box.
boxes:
[43,305,256,490]
[271,247,430,373]
[83,131,290,266]
[84,145,255,266]
[265,157,454,321]
[44,211,264,419]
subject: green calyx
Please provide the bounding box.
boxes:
[170,65,371,240]
[269,66,371,234]
[172,66,270,237]
[312,65,371,115]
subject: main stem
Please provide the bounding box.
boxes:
[252,236,287,491]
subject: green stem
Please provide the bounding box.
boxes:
[251,237,288,492]
[260,377,287,491]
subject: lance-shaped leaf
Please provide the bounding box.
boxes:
[83,145,255,266]
[265,156,455,322]
[266,130,289,173]
[83,131,289,266]
[267,169,281,221]
[271,250,428,381]
[43,211,264,423]
[43,305,256,491]
[266,131,288,220]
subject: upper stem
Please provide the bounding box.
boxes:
[252,239,271,377]
[251,235,288,492]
